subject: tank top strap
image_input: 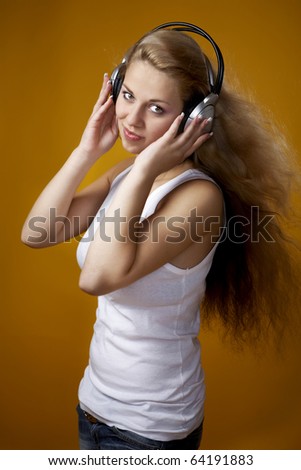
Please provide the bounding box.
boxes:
[141,168,219,220]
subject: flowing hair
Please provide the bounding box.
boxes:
[123,30,301,347]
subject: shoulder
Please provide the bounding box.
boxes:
[162,176,224,218]
[87,157,134,192]
[144,176,224,271]
[107,157,135,185]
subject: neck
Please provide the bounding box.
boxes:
[155,158,196,183]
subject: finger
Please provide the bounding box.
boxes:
[184,131,213,157]
[93,74,112,111]
[184,115,209,135]
[91,94,114,122]
[173,116,212,154]
[164,113,185,138]
[198,116,213,134]
[178,117,212,149]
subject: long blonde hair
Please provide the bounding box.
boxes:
[124,29,301,346]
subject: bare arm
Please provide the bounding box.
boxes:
[21,75,119,247]
[79,114,222,295]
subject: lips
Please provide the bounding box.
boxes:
[123,126,143,142]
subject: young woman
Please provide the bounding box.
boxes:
[21,23,300,450]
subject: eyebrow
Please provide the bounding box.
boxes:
[122,83,172,105]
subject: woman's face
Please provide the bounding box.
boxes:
[115,60,184,154]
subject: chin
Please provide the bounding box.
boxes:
[121,138,146,155]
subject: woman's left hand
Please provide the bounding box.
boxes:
[134,113,213,178]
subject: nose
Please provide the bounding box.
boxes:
[126,104,144,128]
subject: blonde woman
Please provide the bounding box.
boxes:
[22,23,300,450]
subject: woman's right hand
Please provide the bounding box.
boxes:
[77,74,119,161]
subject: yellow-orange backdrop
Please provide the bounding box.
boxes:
[1,0,301,450]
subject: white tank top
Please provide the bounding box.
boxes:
[76,164,221,441]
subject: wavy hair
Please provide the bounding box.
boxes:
[123,30,301,346]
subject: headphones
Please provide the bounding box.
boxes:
[110,21,224,133]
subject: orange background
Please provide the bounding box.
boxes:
[1,0,301,449]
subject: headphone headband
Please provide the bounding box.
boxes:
[151,22,224,95]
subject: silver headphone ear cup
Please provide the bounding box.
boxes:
[184,93,218,132]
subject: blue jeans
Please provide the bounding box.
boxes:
[77,405,203,450]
